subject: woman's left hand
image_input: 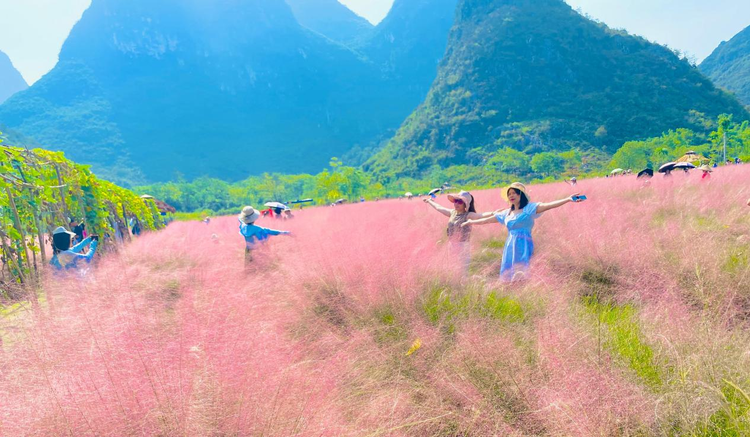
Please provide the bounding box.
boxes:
[570,193,584,203]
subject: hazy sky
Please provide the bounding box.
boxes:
[1,0,748,85]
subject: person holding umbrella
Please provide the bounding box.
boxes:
[50,226,99,273]
[462,182,585,282]
[637,169,654,179]
[238,206,291,266]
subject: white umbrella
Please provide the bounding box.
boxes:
[610,168,624,174]
[405,192,413,197]
[264,201,289,210]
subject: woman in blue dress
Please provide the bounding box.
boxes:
[462,182,584,281]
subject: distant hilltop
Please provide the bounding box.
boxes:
[0,0,747,187]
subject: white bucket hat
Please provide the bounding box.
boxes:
[52,226,76,237]
[239,206,261,224]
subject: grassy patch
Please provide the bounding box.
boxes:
[698,379,750,436]
[482,238,506,250]
[371,305,409,345]
[422,284,527,334]
[583,297,663,388]
[579,264,619,303]
[722,248,749,277]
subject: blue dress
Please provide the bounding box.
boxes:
[495,202,542,281]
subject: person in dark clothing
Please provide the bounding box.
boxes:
[69,219,86,243]
[50,226,98,272]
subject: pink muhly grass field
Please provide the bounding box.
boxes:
[2,166,750,435]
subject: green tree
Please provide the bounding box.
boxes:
[531,152,564,177]
[611,141,652,171]
[487,147,530,174]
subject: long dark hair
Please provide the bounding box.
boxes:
[468,195,476,213]
[509,188,529,211]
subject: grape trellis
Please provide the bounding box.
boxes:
[1,140,164,288]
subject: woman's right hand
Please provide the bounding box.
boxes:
[423,198,430,203]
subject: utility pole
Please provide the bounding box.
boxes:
[723,132,727,164]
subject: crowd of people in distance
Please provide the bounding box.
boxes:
[50,164,750,282]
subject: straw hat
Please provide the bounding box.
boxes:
[238,206,261,224]
[447,191,473,206]
[699,165,713,172]
[501,182,529,202]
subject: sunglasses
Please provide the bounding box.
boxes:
[452,199,465,205]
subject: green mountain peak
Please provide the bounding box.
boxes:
[366,0,749,179]
[700,25,750,106]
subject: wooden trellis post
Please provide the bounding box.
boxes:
[4,185,32,281]
[53,164,72,220]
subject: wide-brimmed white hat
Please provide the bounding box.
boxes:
[239,206,261,224]
[447,191,473,206]
[52,226,76,237]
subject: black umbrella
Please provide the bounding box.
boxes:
[673,162,696,170]
[637,168,654,178]
[658,162,677,173]
[428,188,442,196]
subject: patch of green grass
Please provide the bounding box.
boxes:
[469,249,503,274]
[483,292,525,322]
[583,297,663,388]
[372,306,408,345]
[0,301,25,317]
[482,238,506,250]
[722,249,749,276]
[422,284,527,333]
[696,379,750,436]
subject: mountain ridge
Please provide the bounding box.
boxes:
[285,0,373,46]
[0,0,407,185]
[366,0,750,179]
[700,25,750,106]
[0,50,28,104]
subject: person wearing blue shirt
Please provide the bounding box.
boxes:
[49,226,98,272]
[238,206,290,266]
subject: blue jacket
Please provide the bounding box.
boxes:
[50,237,98,271]
[239,219,289,249]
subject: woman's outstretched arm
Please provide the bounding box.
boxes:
[423,198,452,217]
[462,210,503,227]
[536,194,584,214]
[469,211,496,220]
